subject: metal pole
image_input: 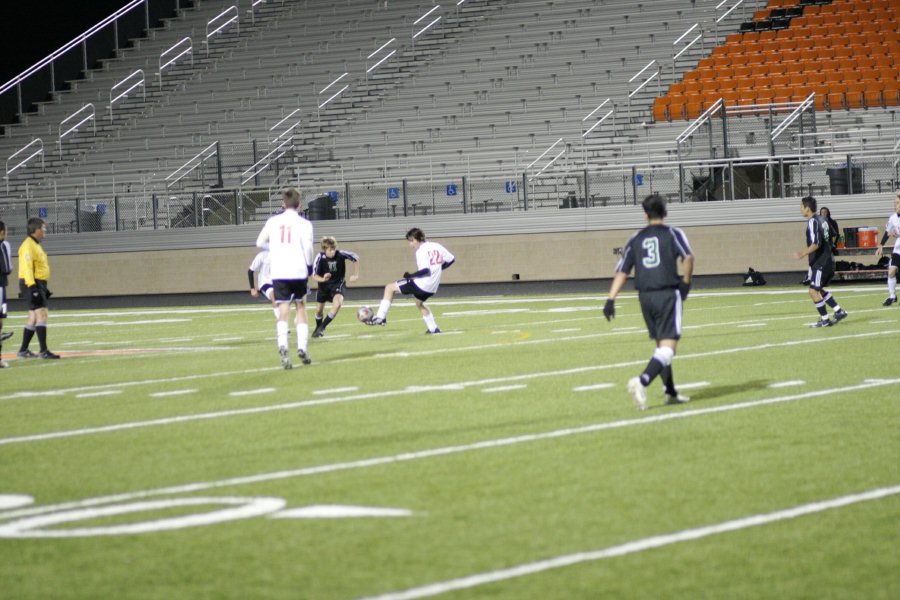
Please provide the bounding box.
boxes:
[152,193,158,229]
[583,168,590,208]
[147,0,152,31]
[114,196,120,231]
[344,182,351,219]
[234,190,241,225]
[82,40,88,74]
[461,175,468,214]
[521,172,528,210]
[631,166,638,205]
[402,179,408,217]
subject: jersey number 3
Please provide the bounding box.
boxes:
[642,237,660,268]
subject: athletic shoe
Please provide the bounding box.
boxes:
[0,331,13,342]
[883,296,897,307]
[425,328,441,334]
[17,350,38,358]
[810,319,833,328]
[627,377,648,411]
[0,359,9,368]
[665,393,691,405]
[298,349,312,365]
[312,325,324,338]
[39,350,61,359]
[279,347,292,370]
[832,309,849,323]
[366,317,386,326]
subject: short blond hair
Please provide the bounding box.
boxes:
[282,187,302,209]
[320,235,337,250]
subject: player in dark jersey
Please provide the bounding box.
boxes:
[311,236,360,338]
[793,196,848,328]
[603,194,694,411]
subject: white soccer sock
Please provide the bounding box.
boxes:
[889,276,897,298]
[376,299,391,320]
[276,320,289,349]
[296,323,309,352]
[423,312,438,332]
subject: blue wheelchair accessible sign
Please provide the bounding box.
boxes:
[38,207,48,218]
[505,181,517,193]
[96,203,107,216]
[387,187,400,200]
[327,191,338,201]
[635,173,644,186]
[446,184,457,196]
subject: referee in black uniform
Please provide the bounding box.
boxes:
[603,194,694,411]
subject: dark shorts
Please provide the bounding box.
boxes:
[398,279,433,302]
[259,282,274,299]
[273,279,308,303]
[19,279,48,310]
[316,280,347,304]
[889,253,900,270]
[0,286,7,319]
[809,262,834,291]
[639,288,683,341]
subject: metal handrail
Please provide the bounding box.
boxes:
[58,104,96,157]
[582,100,614,138]
[5,139,44,193]
[158,37,193,87]
[772,93,816,141]
[109,70,146,121]
[241,138,292,185]
[0,0,148,116]
[205,6,239,54]
[268,109,302,144]
[165,142,218,187]
[676,99,723,144]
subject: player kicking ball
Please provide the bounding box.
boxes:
[603,194,694,411]
[793,196,848,327]
[366,227,454,334]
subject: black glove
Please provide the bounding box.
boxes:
[602,299,615,321]
[45,288,53,299]
[402,272,413,279]
[29,286,41,302]
[678,280,690,300]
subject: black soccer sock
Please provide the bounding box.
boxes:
[639,357,666,387]
[822,292,840,311]
[36,324,48,352]
[661,365,677,396]
[322,314,334,329]
[20,325,35,352]
[315,315,323,328]
[815,300,828,318]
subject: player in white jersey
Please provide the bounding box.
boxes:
[367,227,455,334]
[874,193,900,306]
[255,187,315,369]
[248,250,278,318]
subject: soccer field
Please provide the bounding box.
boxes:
[0,285,897,600]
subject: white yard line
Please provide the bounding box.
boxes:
[0,330,897,446]
[74,390,122,399]
[149,390,198,398]
[481,385,527,393]
[573,383,615,392]
[0,378,896,522]
[229,388,276,397]
[357,485,900,600]
[768,380,806,389]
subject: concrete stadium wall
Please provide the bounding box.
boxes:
[9,217,881,298]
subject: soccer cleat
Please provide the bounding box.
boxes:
[665,392,691,405]
[832,309,849,323]
[810,318,833,328]
[425,328,441,334]
[312,325,324,338]
[279,347,292,370]
[0,331,13,342]
[883,296,897,307]
[39,350,61,359]
[0,359,9,368]
[17,350,38,359]
[298,349,312,365]
[366,317,386,326]
[627,377,648,411]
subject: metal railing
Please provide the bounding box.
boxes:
[109,70,146,122]
[158,37,193,88]
[165,141,218,188]
[5,139,44,194]
[205,6,239,55]
[58,104,96,157]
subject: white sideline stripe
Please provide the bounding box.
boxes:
[676,381,710,390]
[358,485,900,600]
[313,387,359,396]
[737,323,767,328]
[212,337,243,342]
[0,378,896,522]
[149,389,197,398]
[869,320,897,324]
[52,319,191,328]
[229,388,276,397]
[1,329,897,446]
[553,328,581,333]
[768,380,805,389]
[573,383,614,392]
[481,385,527,393]
[75,390,122,399]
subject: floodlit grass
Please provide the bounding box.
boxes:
[0,285,897,600]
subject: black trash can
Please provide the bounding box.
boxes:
[826,167,863,195]
[307,195,336,220]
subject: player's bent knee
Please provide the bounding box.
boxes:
[653,346,675,366]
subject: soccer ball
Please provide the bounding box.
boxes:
[357,306,374,323]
